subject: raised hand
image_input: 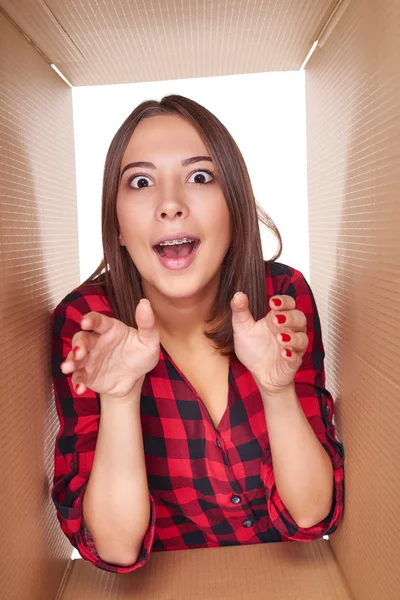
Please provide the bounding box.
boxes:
[230,292,309,393]
[60,298,160,398]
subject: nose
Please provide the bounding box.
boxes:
[160,207,184,219]
[157,190,189,220]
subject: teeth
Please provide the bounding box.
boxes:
[159,237,195,246]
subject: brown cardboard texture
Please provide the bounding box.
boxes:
[1,1,399,599]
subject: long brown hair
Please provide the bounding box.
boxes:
[82,94,282,359]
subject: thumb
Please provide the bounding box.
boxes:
[230,292,255,333]
[135,298,160,345]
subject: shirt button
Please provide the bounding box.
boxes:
[243,518,254,528]
[216,439,222,449]
[231,495,242,504]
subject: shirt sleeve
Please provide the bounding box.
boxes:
[50,298,157,573]
[260,267,345,542]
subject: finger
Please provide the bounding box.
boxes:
[269,295,296,311]
[230,292,255,333]
[276,330,309,353]
[80,311,115,336]
[135,298,160,345]
[280,347,304,367]
[71,367,89,395]
[70,330,99,360]
[272,309,307,332]
[60,349,89,374]
[60,348,77,373]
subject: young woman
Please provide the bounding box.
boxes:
[51,94,344,574]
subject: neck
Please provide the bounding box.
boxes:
[141,275,221,346]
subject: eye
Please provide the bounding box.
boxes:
[188,170,214,184]
[127,174,154,189]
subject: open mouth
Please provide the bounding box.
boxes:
[153,239,200,258]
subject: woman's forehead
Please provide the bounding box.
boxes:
[123,115,208,160]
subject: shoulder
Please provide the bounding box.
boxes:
[264,260,311,298]
[264,261,320,331]
[51,275,114,325]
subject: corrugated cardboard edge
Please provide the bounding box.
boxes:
[55,559,76,600]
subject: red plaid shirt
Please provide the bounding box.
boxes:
[51,260,345,574]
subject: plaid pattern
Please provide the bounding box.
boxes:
[51,260,345,573]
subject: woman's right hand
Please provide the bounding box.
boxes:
[60,298,160,398]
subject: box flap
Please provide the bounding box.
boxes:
[60,540,352,600]
[0,8,79,600]
[305,0,400,599]
[2,0,335,85]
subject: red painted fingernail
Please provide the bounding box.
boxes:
[73,346,80,358]
[277,315,286,324]
[281,333,291,342]
[285,349,292,357]
[272,298,282,307]
[75,383,81,393]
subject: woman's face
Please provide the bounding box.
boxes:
[116,114,231,300]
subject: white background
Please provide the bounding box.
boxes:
[72,70,310,283]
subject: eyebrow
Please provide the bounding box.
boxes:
[119,156,213,181]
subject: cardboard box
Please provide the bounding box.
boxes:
[1,1,399,599]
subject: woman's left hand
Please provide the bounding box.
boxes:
[231,292,309,393]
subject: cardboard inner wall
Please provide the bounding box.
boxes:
[0,11,79,600]
[59,541,352,600]
[0,0,336,84]
[305,0,400,599]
